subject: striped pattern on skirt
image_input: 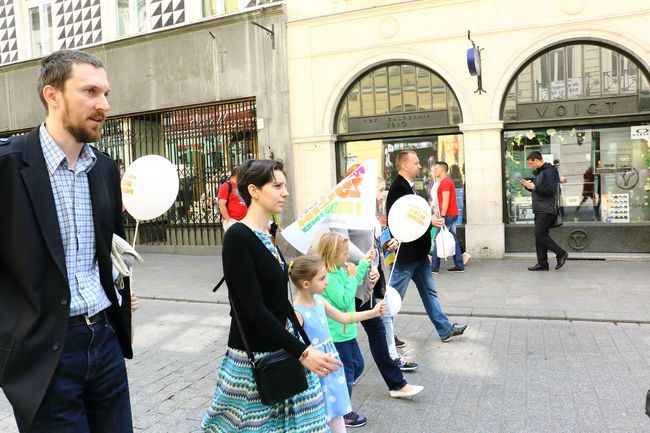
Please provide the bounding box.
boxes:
[201,347,329,433]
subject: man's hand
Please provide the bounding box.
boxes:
[384,238,398,251]
[520,179,534,190]
[130,290,139,312]
[432,216,445,228]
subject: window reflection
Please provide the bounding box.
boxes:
[402,64,417,112]
[388,65,402,113]
[339,135,466,223]
[416,67,432,110]
[374,67,389,115]
[503,126,650,224]
[505,43,650,120]
[335,62,463,133]
[360,74,375,116]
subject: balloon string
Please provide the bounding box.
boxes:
[132,220,140,249]
[384,243,401,301]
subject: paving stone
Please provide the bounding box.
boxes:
[2,287,650,432]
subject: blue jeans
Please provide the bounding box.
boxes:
[19,318,133,433]
[334,339,364,398]
[431,216,464,271]
[357,298,407,391]
[391,258,453,339]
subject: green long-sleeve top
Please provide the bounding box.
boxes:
[321,259,370,343]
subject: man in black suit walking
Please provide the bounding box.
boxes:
[0,50,133,432]
[386,150,467,342]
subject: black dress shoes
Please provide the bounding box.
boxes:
[528,263,549,271]
[555,253,569,270]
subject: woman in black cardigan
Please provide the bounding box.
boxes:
[202,159,341,433]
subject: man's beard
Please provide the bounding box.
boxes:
[62,101,105,143]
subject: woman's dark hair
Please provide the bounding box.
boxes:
[237,159,285,206]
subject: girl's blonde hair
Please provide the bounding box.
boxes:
[317,232,347,272]
[288,255,324,288]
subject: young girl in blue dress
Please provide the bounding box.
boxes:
[290,255,385,433]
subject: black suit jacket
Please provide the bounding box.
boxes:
[0,127,133,428]
[386,174,432,262]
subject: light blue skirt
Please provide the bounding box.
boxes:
[201,347,330,433]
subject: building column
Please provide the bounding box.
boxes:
[291,135,337,219]
[459,121,505,258]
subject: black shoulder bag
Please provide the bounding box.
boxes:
[229,291,311,405]
[550,181,563,229]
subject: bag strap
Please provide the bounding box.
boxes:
[226,180,233,208]
[228,291,257,365]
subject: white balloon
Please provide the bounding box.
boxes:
[121,155,179,221]
[387,195,432,242]
[385,285,402,317]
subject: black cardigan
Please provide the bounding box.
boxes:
[222,223,306,359]
[386,174,432,262]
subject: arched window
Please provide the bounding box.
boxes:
[502,43,650,123]
[336,62,462,135]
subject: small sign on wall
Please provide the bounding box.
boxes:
[630,125,650,140]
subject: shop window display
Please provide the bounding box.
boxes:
[337,135,466,224]
[504,126,650,224]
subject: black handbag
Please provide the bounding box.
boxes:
[646,389,650,417]
[550,184,563,229]
[550,211,563,229]
[229,292,311,406]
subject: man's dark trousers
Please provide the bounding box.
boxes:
[534,212,566,265]
[17,319,132,433]
[358,297,407,391]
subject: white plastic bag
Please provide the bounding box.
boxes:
[435,226,456,259]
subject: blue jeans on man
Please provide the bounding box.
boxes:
[19,317,133,433]
[334,339,365,397]
[431,215,464,271]
[390,258,454,339]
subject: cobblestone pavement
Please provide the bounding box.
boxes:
[2,299,650,433]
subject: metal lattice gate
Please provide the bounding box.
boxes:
[99,99,257,247]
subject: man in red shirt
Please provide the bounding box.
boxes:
[218,166,248,232]
[430,161,465,273]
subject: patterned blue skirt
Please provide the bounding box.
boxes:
[201,347,329,433]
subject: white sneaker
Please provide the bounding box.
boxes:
[389,384,424,398]
[462,252,471,265]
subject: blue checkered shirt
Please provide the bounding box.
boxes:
[40,124,112,317]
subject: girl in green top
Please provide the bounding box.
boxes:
[317,232,375,427]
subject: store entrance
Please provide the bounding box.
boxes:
[337,134,466,245]
[500,41,650,253]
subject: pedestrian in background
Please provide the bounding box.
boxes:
[218,165,248,231]
[0,49,134,432]
[430,161,465,274]
[520,151,569,271]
